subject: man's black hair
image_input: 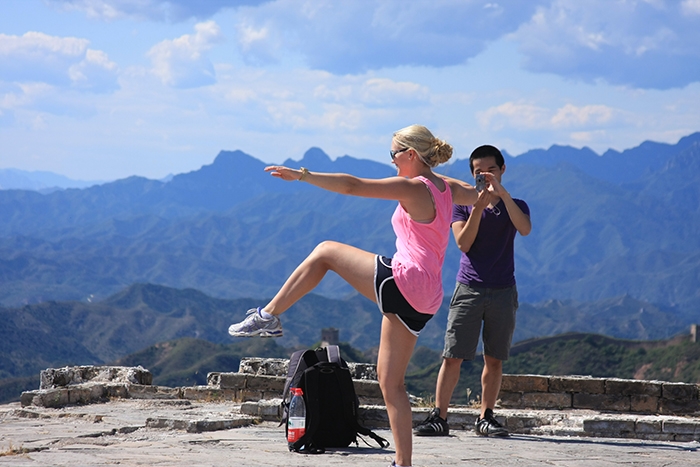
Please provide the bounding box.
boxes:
[469,145,505,174]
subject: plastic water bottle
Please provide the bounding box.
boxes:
[287,387,306,446]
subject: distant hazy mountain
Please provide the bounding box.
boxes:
[0,168,105,191]
[0,135,699,324]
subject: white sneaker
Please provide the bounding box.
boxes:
[228,308,283,337]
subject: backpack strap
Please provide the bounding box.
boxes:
[356,425,390,449]
[325,345,341,364]
[282,349,307,403]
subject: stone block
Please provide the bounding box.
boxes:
[85,366,152,385]
[40,367,77,388]
[207,372,221,386]
[240,399,282,420]
[246,375,285,392]
[181,387,238,401]
[674,434,700,442]
[37,388,70,408]
[658,398,700,415]
[634,419,662,434]
[661,382,698,400]
[583,418,635,436]
[127,384,180,400]
[630,395,659,413]
[505,415,543,430]
[348,363,377,380]
[497,391,523,408]
[20,391,39,407]
[217,373,248,389]
[522,392,571,409]
[354,379,383,398]
[501,375,549,392]
[105,384,129,399]
[146,417,190,431]
[606,378,661,397]
[239,358,288,377]
[662,419,700,435]
[257,399,283,418]
[68,387,94,405]
[187,418,253,433]
[363,406,390,429]
[549,376,605,394]
[238,389,265,402]
[573,393,630,412]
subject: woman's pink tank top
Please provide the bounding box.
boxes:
[390,175,453,314]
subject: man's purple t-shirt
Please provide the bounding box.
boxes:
[452,199,530,288]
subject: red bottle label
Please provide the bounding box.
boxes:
[287,417,306,442]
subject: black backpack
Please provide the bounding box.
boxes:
[281,345,389,454]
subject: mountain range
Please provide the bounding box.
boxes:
[1,133,699,325]
[3,287,697,404]
[0,283,692,385]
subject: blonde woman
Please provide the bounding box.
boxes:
[229,124,478,467]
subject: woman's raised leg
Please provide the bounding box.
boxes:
[264,240,377,315]
[229,240,376,337]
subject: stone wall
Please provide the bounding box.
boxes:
[499,374,700,415]
[20,361,700,418]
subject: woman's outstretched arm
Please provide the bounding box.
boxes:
[264,165,425,203]
[441,174,478,206]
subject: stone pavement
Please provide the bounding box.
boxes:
[1,399,699,467]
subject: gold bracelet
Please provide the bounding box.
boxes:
[299,167,309,181]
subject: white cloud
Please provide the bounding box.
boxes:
[551,104,615,127]
[570,130,610,145]
[147,21,224,88]
[478,102,550,130]
[682,0,700,15]
[479,101,617,131]
[0,31,88,56]
[0,32,118,92]
[513,0,700,89]
[313,78,430,108]
[232,0,540,73]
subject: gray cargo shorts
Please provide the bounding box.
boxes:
[443,282,518,361]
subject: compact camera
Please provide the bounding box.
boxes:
[475,174,486,192]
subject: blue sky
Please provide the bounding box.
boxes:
[1,0,699,181]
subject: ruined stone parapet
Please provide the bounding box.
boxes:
[237,357,377,380]
[21,365,175,408]
[40,365,152,389]
[499,374,700,416]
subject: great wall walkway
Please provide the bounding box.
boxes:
[1,360,698,466]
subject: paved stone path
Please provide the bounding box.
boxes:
[1,400,698,466]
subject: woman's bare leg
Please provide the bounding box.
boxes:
[263,241,377,315]
[377,314,418,467]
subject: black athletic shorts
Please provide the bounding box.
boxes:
[374,255,433,336]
